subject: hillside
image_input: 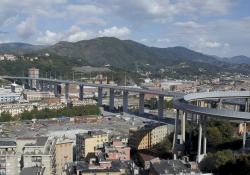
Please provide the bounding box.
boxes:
[0,43,48,55]
[221,55,250,64]
[41,37,222,69]
[0,37,250,82]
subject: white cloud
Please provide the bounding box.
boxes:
[37,26,93,44]
[65,26,91,42]
[37,30,62,44]
[105,0,233,23]
[78,17,107,26]
[66,4,104,16]
[16,17,37,39]
[98,26,131,38]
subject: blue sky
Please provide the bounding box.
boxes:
[0,0,250,57]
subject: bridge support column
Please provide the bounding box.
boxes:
[28,79,33,89]
[123,91,128,113]
[181,112,186,144]
[158,95,164,119]
[54,83,58,97]
[49,82,53,92]
[218,98,223,109]
[189,114,194,149]
[44,81,48,92]
[173,109,180,148]
[40,81,44,91]
[243,122,246,150]
[245,99,249,112]
[64,83,69,100]
[36,80,40,90]
[79,85,84,101]
[203,116,207,155]
[109,89,115,111]
[197,116,203,162]
[139,93,144,116]
[98,87,103,106]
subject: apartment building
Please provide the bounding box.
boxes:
[20,136,56,175]
[76,131,109,161]
[0,140,18,175]
[55,137,73,175]
[129,123,169,150]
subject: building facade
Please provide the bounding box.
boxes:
[76,131,109,161]
[129,123,169,150]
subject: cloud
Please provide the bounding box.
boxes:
[66,26,91,42]
[37,26,93,44]
[66,4,104,16]
[98,26,131,38]
[78,17,107,26]
[16,17,37,39]
[104,0,233,24]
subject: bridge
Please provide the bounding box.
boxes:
[2,76,250,162]
[173,91,250,162]
[1,76,183,120]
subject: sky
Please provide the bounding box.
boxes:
[0,0,250,57]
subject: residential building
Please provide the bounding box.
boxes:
[0,88,21,104]
[0,140,18,175]
[20,136,56,175]
[76,131,109,161]
[149,158,200,175]
[129,123,169,150]
[55,137,73,175]
[23,90,55,102]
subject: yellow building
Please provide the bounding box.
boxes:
[129,123,169,150]
[76,131,109,161]
[55,137,73,175]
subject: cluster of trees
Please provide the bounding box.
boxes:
[186,119,241,152]
[0,112,14,122]
[0,105,100,122]
[200,150,250,175]
[206,120,239,148]
[153,133,174,158]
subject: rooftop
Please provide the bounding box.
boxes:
[150,159,193,174]
[24,137,48,147]
[20,167,45,175]
[0,140,16,147]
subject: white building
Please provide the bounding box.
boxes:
[0,140,19,175]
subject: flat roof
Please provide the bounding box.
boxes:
[24,137,48,147]
[20,167,45,175]
[0,140,16,147]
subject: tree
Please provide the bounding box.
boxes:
[0,112,13,122]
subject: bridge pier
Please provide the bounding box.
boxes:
[245,98,249,112]
[123,91,128,113]
[36,80,40,90]
[64,83,69,100]
[139,93,144,116]
[158,95,164,119]
[197,115,203,162]
[109,89,115,111]
[243,122,246,149]
[44,81,48,92]
[28,79,33,89]
[54,83,58,97]
[49,82,53,92]
[181,112,186,144]
[40,81,44,91]
[173,109,180,148]
[98,87,103,106]
[79,85,84,101]
[203,116,207,155]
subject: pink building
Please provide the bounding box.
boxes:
[105,141,131,161]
